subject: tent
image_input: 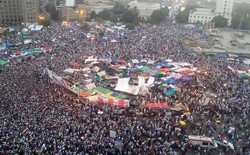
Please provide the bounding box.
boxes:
[95,86,112,94]
[147,103,169,109]
[0,60,8,67]
[181,75,194,82]
[165,89,175,96]
[165,77,176,84]
[70,62,82,68]
[139,66,150,71]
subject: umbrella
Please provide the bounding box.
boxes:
[70,62,82,68]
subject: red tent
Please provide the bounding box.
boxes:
[111,65,121,69]
[119,59,126,63]
[15,51,22,55]
[44,44,49,47]
[147,103,169,109]
[160,68,170,73]
[70,62,82,68]
[180,70,191,75]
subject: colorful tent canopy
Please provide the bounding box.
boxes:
[147,103,169,109]
[139,66,150,71]
[0,60,8,66]
[73,87,85,94]
[165,77,176,84]
[165,89,175,96]
[70,62,82,68]
[95,86,112,94]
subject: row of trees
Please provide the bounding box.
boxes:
[89,3,169,29]
[231,3,250,30]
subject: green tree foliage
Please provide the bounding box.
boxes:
[112,3,126,15]
[126,23,136,30]
[150,7,169,24]
[176,5,199,23]
[81,23,90,32]
[40,18,51,26]
[98,9,111,20]
[89,11,97,20]
[212,15,228,27]
[231,3,250,29]
[122,8,139,23]
[45,4,59,21]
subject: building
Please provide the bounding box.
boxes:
[62,0,87,22]
[188,0,234,25]
[44,0,57,6]
[21,0,40,26]
[0,0,39,26]
[189,8,215,24]
[129,0,161,20]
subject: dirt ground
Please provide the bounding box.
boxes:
[208,29,250,54]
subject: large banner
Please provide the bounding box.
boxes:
[44,68,73,91]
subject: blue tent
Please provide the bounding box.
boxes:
[112,59,119,63]
[5,42,14,47]
[165,89,175,96]
[165,77,176,84]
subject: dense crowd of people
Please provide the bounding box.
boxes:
[0,19,250,155]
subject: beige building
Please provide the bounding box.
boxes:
[0,0,39,26]
[61,3,87,22]
[189,0,234,25]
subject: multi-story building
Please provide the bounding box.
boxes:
[21,0,39,26]
[188,0,234,25]
[215,0,233,23]
[0,0,39,26]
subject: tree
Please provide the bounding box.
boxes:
[45,4,59,21]
[40,18,51,26]
[89,11,97,20]
[176,5,199,23]
[126,23,136,30]
[122,8,139,23]
[150,8,169,24]
[81,23,90,32]
[98,9,111,20]
[212,16,228,27]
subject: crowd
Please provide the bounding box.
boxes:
[0,19,250,155]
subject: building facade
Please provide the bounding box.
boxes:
[188,0,234,25]
[129,1,161,20]
[0,0,39,26]
[21,0,39,26]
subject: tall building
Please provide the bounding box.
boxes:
[0,0,39,26]
[21,0,40,26]
[215,0,234,23]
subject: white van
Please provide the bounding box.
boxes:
[187,135,218,149]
